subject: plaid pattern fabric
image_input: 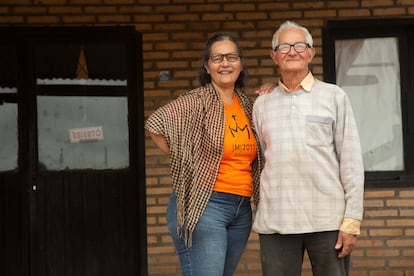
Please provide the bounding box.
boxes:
[252,79,364,234]
[145,83,261,245]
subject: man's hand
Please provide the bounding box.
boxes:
[335,231,357,258]
[255,83,276,95]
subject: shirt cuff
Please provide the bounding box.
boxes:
[339,217,361,235]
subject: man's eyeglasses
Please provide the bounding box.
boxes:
[274,42,311,54]
[209,53,240,64]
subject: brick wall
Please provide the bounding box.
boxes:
[1,0,414,275]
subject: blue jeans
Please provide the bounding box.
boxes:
[167,191,252,276]
[259,231,350,276]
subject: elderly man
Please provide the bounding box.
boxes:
[252,20,364,276]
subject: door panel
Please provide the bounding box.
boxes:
[31,171,140,276]
[0,173,27,276]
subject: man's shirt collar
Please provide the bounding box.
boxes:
[279,72,315,93]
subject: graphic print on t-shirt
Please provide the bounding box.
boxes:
[229,114,250,140]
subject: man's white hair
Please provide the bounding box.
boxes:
[271,20,314,50]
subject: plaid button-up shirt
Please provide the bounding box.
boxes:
[252,76,364,234]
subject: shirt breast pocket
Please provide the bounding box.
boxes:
[305,115,333,146]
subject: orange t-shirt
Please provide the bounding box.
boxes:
[214,95,257,197]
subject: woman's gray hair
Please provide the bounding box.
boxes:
[271,21,313,50]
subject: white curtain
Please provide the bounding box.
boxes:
[335,37,404,171]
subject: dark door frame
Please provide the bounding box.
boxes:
[0,26,147,276]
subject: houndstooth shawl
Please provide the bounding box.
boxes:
[145,83,262,246]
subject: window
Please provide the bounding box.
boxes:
[35,39,130,170]
[323,19,414,187]
[37,96,129,170]
[0,45,18,171]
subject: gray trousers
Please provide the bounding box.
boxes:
[259,231,350,276]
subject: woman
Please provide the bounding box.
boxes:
[145,33,262,276]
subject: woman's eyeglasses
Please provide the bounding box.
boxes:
[209,53,240,63]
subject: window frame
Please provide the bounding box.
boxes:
[322,18,414,188]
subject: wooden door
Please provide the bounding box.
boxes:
[0,27,147,276]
